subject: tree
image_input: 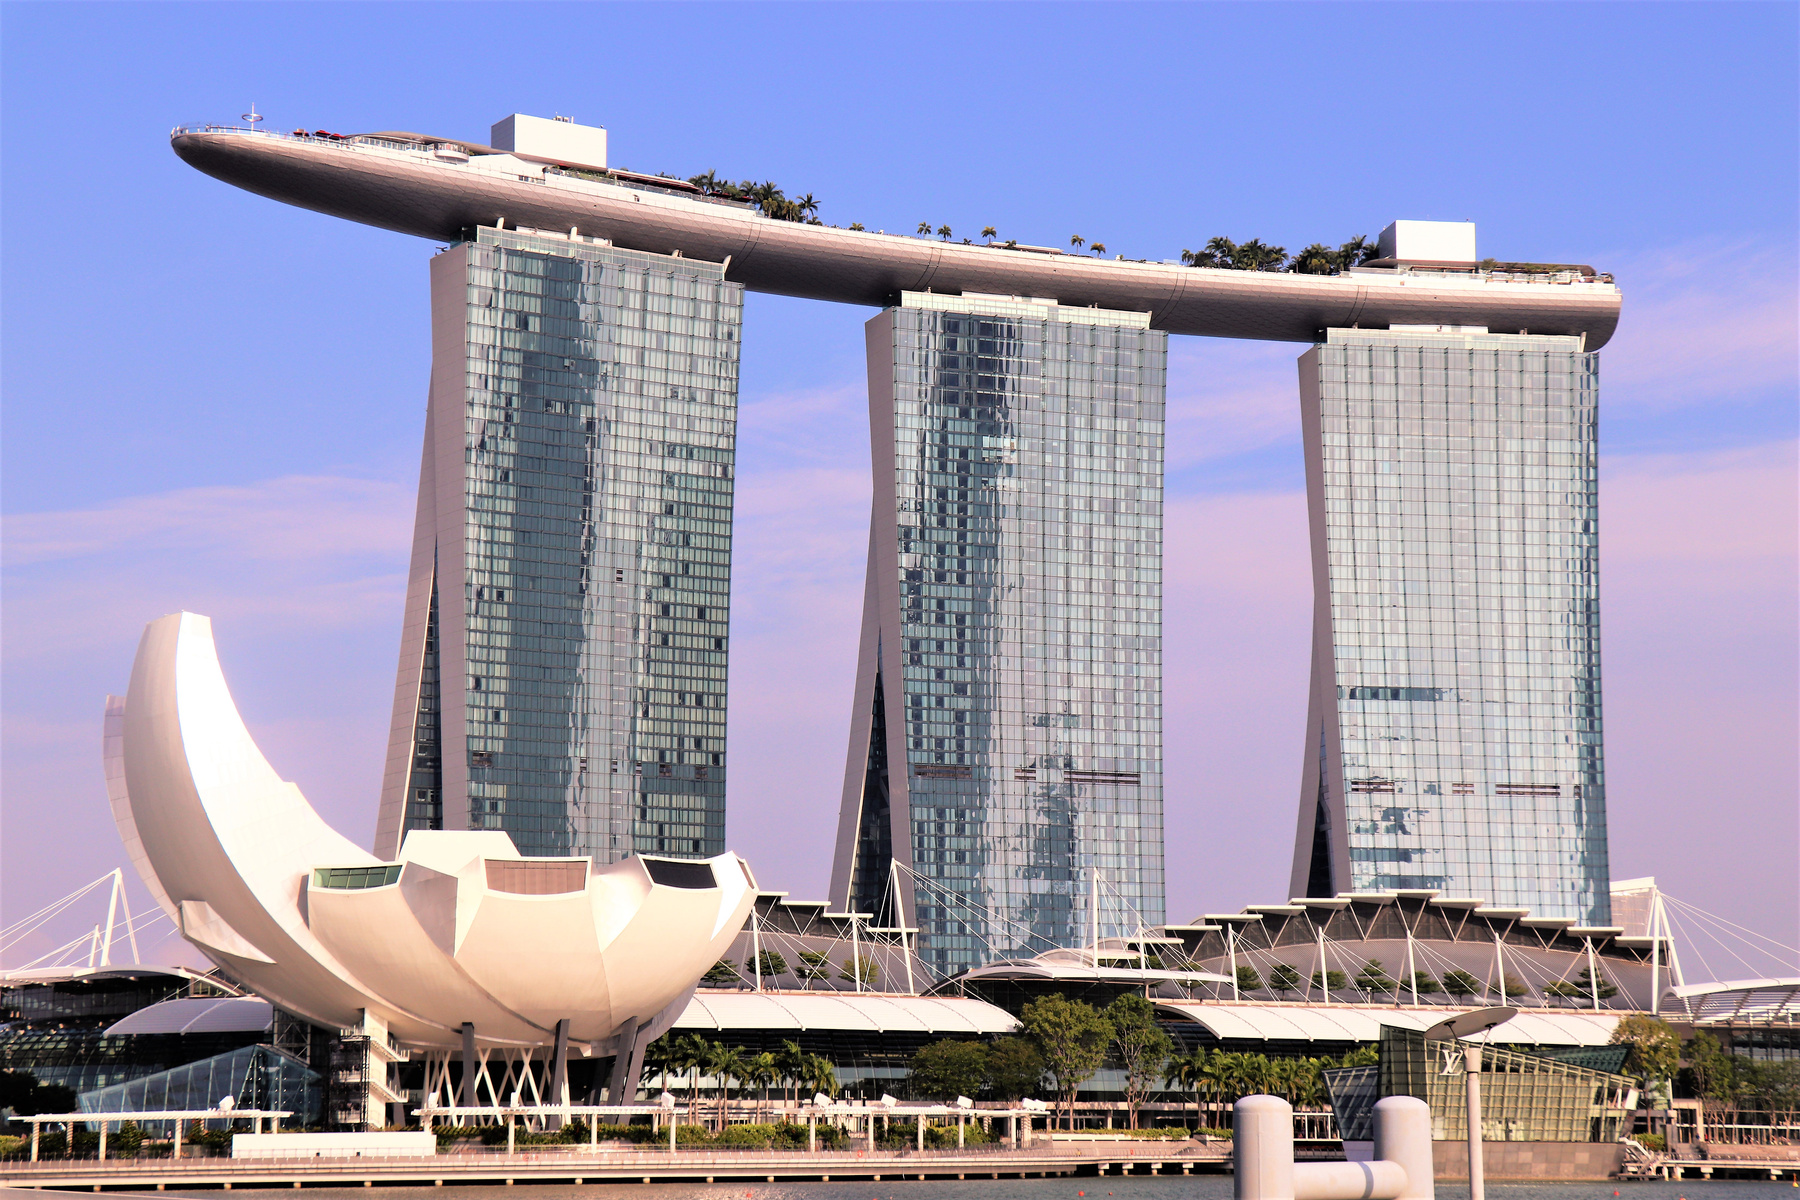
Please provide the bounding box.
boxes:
[668,1033,711,1118]
[1070,234,1086,249]
[1166,1047,1212,1128]
[1233,238,1288,271]
[1337,235,1379,267]
[848,222,865,232]
[1268,963,1303,996]
[1234,964,1265,993]
[985,1037,1044,1101]
[803,1053,839,1100]
[1441,969,1482,997]
[838,956,880,988]
[1545,967,1619,1004]
[981,226,997,242]
[754,950,790,983]
[748,1051,780,1114]
[918,221,933,237]
[1310,969,1349,994]
[1354,959,1398,995]
[1408,971,1443,995]
[1610,1015,1681,1086]
[1105,994,1173,1129]
[1091,243,1107,256]
[704,1043,749,1127]
[1020,994,1111,1130]
[1685,1031,1734,1105]
[775,1040,809,1106]
[795,951,832,989]
[703,959,741,986]
[1497,974,1530,999]
[1289,243,1338,275]
[937,225,953,241]
[909,1039,988,1100]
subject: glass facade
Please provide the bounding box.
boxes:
[79,1044,322,1128]
[836,292,1167,977]
[390,227,743,862]
[1296,328,1609,923]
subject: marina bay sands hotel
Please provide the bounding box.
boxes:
[173,113,1622,976]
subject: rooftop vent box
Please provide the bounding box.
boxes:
[490,114,607,172]
[1377,220,1477,264]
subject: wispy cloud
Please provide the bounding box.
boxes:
[1602,239,1798,412]
[1166,338,1302,470]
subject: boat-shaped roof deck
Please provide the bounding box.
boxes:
[172,125,1621,348]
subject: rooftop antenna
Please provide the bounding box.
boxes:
[241,104,263,132]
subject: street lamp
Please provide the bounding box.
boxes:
[1424,1005,1517,1200]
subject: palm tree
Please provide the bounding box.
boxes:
[672,1034,710,1119]
[805,1053,839,1100]
[1091,242,1106,256]
[1337,234,1378,267]
[1165,1047,1211,1130]
[981,226,997,242]
[747,1051,779,1117]
[1289,243,1338,275]
[937,224,952,241]
[917,221,933,237]
[704,1042,748,1129]
[1233,238,1288,271]
[1070,234,1086,250]
[795,193,819,218]
[687,169,720,193]
[774,1040,808,1109]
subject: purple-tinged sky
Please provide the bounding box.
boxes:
[2,2,1795,973]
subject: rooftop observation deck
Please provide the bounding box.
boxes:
[170,124,1623,348]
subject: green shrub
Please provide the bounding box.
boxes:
[1632,1132,1667,1153]
[110,1122,144,1157]
[924,1121,993,1148]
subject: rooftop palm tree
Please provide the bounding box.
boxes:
[1091,243,1107,256]
[981,226,997,242]
[795,193,819,218]
[937,225,952,241]
[1233,238,1288,272]
[1070,234,1086,250]
[1289,243,1338,275]
[1337,234,1379,267]
[918,221,933,237]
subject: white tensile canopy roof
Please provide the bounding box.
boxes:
[104,995,274,1036]
[676,991,1018,1035]
[1156,1002,1620,1046]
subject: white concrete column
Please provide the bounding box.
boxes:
[1235,1095,1297,1200]
[1373,1096,1434,1200]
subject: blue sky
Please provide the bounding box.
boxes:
[3,2,1795,970]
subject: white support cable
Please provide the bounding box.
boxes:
[1661,894,1800,960]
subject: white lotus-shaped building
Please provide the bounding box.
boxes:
[105,612,758,1070]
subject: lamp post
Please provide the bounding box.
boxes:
[1424,1006,1517,1200]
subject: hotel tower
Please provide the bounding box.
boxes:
[829,292,1169,975]
[372,224,743,863]
[1289,223,1610,922]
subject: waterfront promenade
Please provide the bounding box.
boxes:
[0,1140,1230,1190]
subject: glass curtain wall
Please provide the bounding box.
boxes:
[837,292,1167,976]
[1295,328,1609,922]
[390,228,742,862]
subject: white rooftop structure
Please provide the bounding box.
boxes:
[675,990,1018,1035]
[105,995,273,1036]
[1156,1001,1620,1046]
